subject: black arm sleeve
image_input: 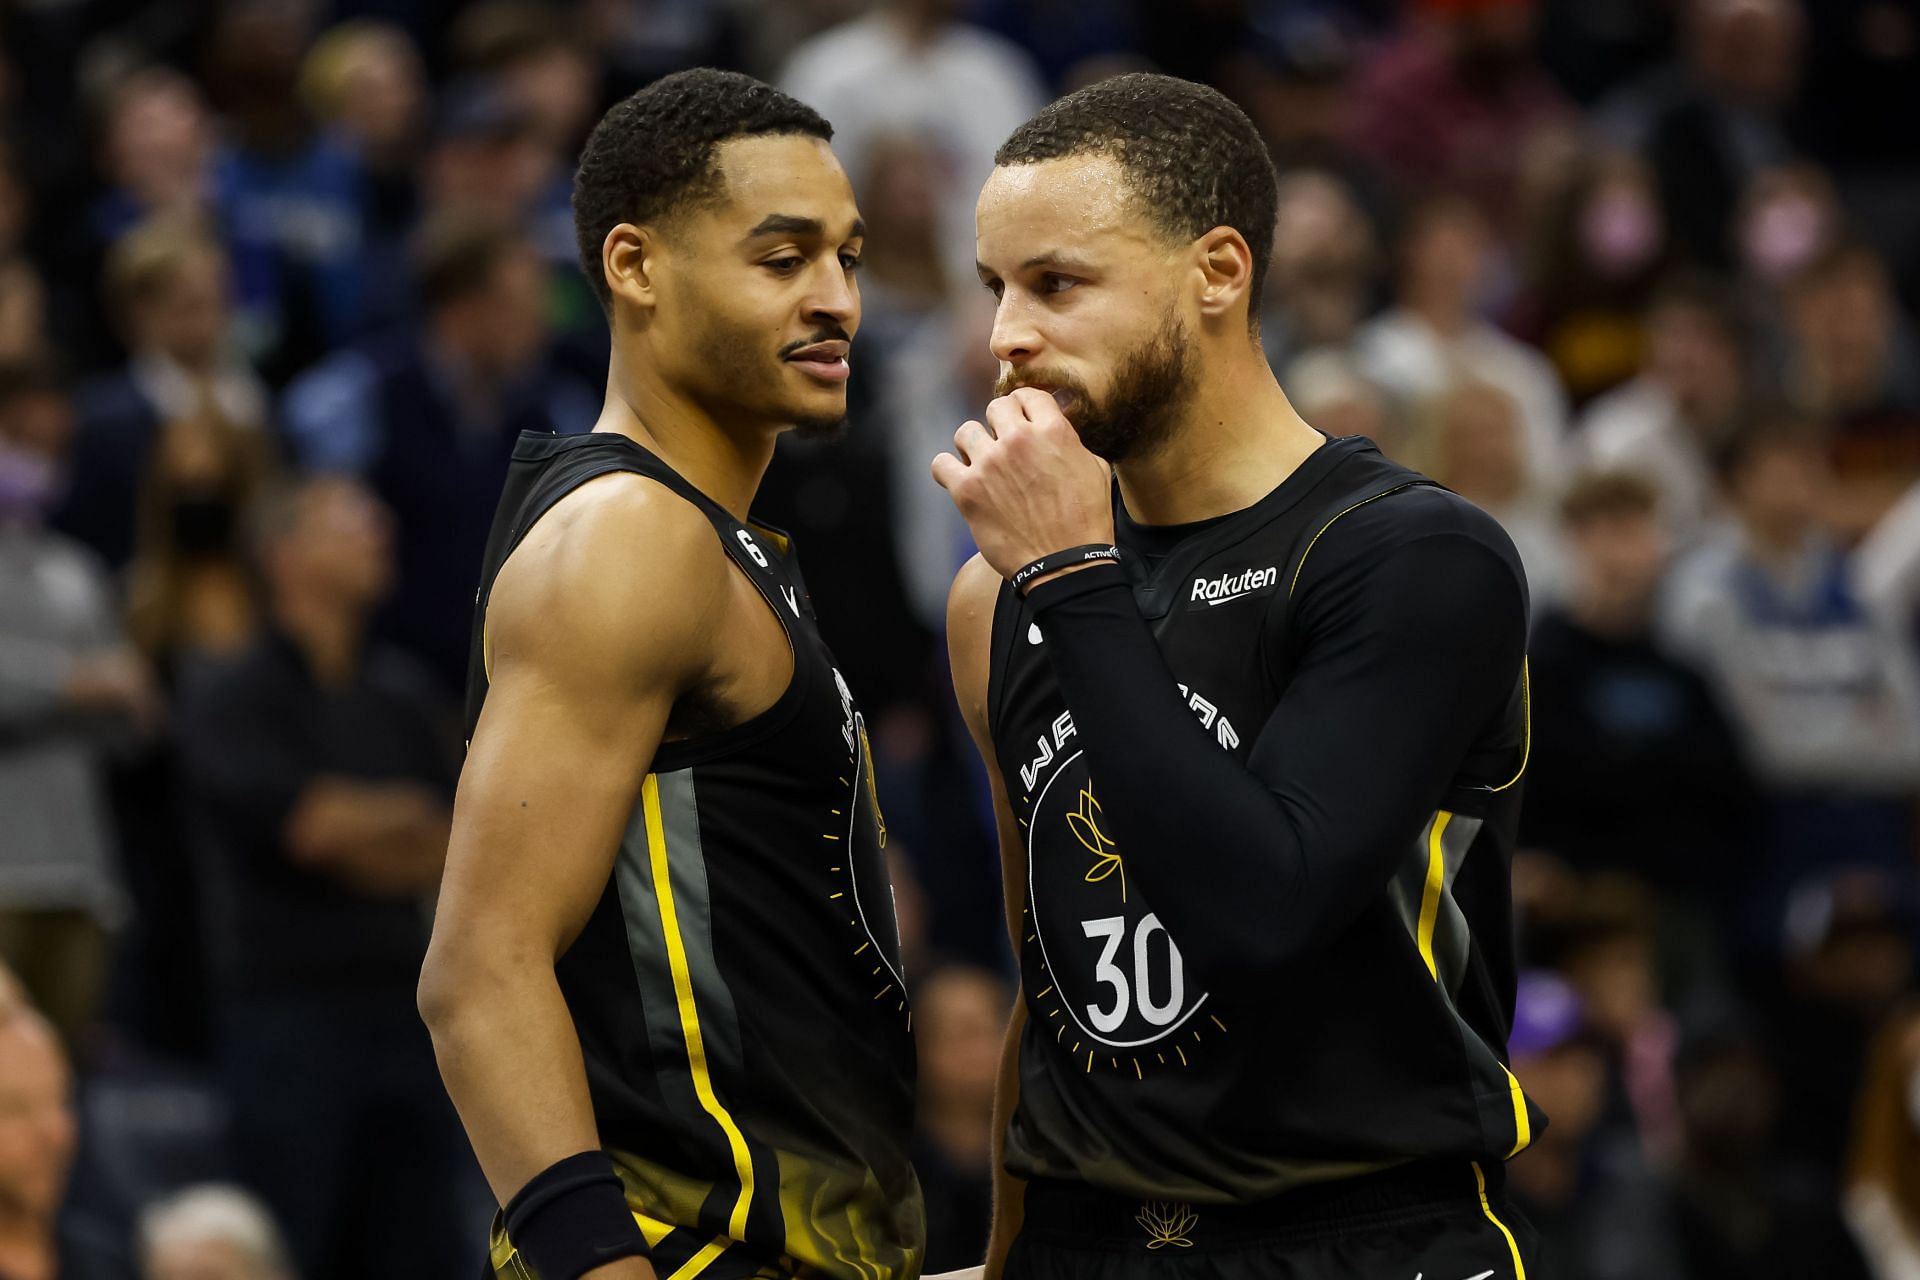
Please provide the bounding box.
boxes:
[1024,525,1527,990]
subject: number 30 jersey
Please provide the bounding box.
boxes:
[984,435,1537,1204]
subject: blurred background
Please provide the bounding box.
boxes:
[0,0,1918,1276]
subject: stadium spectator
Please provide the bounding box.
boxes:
[1345,0,1576,242]
[1665,1030,1868,1278]
[1784,241,1920,539]
[0,358,152,1048]
[1769,872,1916,1187]
[1357,194,1568,488]
[0,1001,134,1279]
[1660,413,1920,892]
[54,219,267,572]
[1607,0,1804,269]
[280,213,594,692]
[781,0,1047,293]
[1523,471,1754,903]
[1576,273,1752,542]
[1515,149,1669,405]
[1260,170,1381,373]
[88,69,220,248]
[1422,379,1569,606]
[911,966,1007,1273]
[174,475,475,1277]
[1504,971,1682,1280]
[300,20,430,260]
[139,1185,294,1280]
[1282,348,1405,460]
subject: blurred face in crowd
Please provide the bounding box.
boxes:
[1791,253,1896,410]
[443,240,550,381]
[1267,172,1376,346]
[135,247,232,371]
[506,44,600,155]
[1568,506,1668,620]
[1400,200,1492,321]
[103,70,213,209]
[623,134,863,440]
[975,153,1207,462]
[331,27,427,156]
[915,967,1007,1111]
[1575,157,1663,281]
[1688,0,1802,110]
[271,478,395,611]
[1433,383,1526,507]
[1729,437,1828,551]
[1646,301,1745,437]
[0,1013,76,1226]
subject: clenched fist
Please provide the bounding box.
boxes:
[931,387,1115,584]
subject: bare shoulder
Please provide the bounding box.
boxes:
[487,470,729,691]
[946,553,1005,734]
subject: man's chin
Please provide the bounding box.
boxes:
[791,412,848,443]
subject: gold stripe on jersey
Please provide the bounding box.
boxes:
[641,772,758,1242]
[1487,658,1531,793]
[1415,810,1454,980]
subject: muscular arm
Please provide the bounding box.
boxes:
[948,555,1028,1280]
[418,475,727,1277]
[1020,515,1527,993]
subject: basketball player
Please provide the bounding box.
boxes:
[934,74,1540,1279]
[418,70,922,1280]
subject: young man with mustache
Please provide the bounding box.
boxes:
[421,69,922,1280]
[936,73,1539,1280]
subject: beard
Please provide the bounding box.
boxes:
[997,310,1195,463]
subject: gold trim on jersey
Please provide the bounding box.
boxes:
[1472,1161,1529,1279]
[641,772,758,1244]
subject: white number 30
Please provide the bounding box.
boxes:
[1080,913,1184,1034]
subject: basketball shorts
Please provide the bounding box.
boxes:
[1005,1160,1538,1280]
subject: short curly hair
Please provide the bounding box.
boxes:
[572,68,832,314]
[995,73,1278,328]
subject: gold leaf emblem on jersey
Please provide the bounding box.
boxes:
[1068,783,1124,902]
[1136,1201,1197,1249]
[856,718,887,849]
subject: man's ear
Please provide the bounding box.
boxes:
[1192,225,1254,325]
[603,223,660,320]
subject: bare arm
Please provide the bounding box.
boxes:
[947,554,1028,1280]
[418,475,726,1278]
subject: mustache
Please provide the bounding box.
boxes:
[778,327,853,359]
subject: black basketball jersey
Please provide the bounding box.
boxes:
[985,435,1537,1204]
[463,431,923,1280]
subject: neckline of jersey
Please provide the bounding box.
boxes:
[1113,432,1373,561]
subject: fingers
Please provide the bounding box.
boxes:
[952,419,995,465]
[930,450,965,492]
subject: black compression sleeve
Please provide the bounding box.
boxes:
[1023,531,1526,991]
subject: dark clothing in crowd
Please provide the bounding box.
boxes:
[52,371,167,570]
[175,628,478,1277]
[1522,609,1755,898]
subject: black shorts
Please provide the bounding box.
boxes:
[1006,1160,1538,1280]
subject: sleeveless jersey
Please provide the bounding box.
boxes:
[985,435,1536,1203]
[464,431,923,1280]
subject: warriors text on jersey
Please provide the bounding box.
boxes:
[986,434,1536,1203]
[464,431,923,1280]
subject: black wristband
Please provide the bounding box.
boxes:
[504,1151,647,1280]
[1011,543,1121,593]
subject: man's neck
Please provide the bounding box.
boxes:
[1114,357,1325,527]
[600,354,779,522]
[275,593,365,689]
[0,1212,54,1280]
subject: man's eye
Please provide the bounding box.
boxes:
[766,257,804,272]
[839,253,863,272]
[1042,274,1078,295]
[982,279,1004,300]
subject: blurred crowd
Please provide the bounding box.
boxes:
[1,0,1918,1277]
